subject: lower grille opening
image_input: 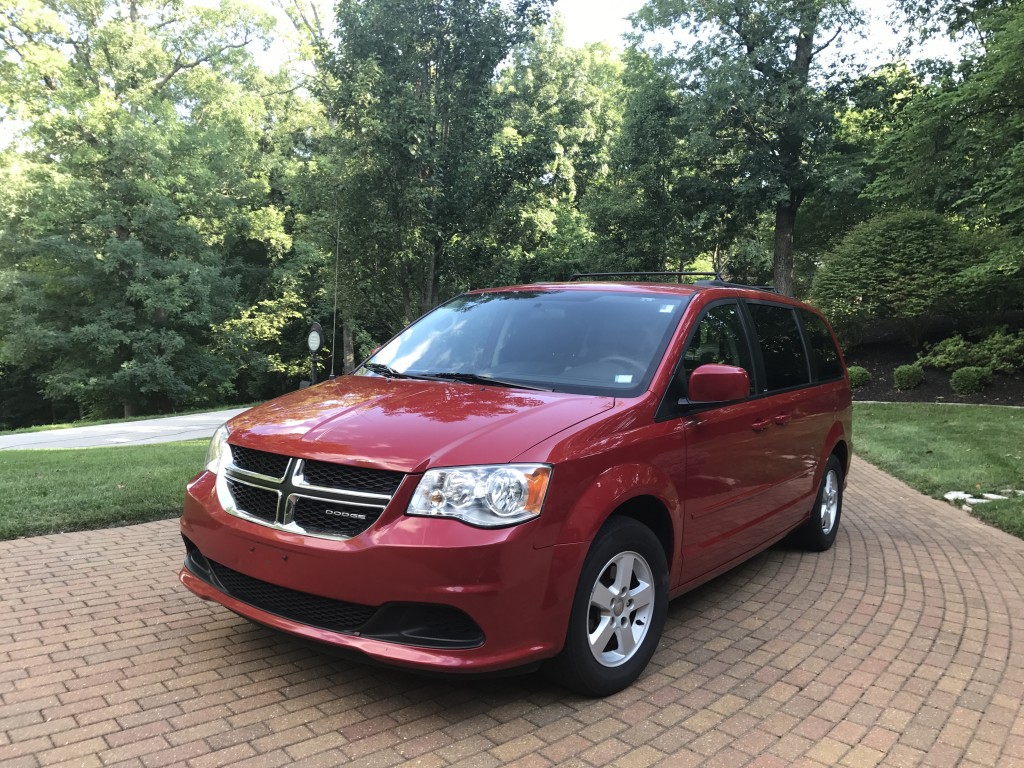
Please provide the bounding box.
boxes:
[182,541,484,650]
[191,552,376,633]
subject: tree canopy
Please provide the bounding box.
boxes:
[1,0,1021,426]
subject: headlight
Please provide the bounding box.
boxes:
[407,464,552,527]
[205,423,231,474]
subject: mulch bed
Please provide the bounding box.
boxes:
[845,342,1024,406]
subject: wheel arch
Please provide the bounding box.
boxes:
[608,495,674,568]
[831,438,850,480]
[557,462,679,567]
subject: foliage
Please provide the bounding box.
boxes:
[893,364,924,391]
[853,402,1024,540]
[1,0,1023,429]
[918,328,1024,374]
[866,4,1024,311]
[582,48,681,273]
[950,366,992,394]
[0,0,298,418]
[891,0,1011,43]
[846,365,871,389]
[811,210,977,344]
[314,0,554,324]
[633,0,863,295]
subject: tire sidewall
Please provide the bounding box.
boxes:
[806,455,843,551]
[556,517,669,696]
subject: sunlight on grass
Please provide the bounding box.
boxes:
[0,441,207,540]
[854,403,1024,539]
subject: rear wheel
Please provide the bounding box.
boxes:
[549,517,668,696]
[797,454,843,551]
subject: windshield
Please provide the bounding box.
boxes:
[359,289,690,396]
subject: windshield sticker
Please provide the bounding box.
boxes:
[615,374,634,384]
[660,304,675,313]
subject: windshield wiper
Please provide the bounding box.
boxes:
[422,372,552,392]
[362,362,417,379]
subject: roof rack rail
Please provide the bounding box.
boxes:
[694,278,778,293]
[569,271,722,284]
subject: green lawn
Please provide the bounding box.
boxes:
[3,404,1021,542]
[0,441,207,540]
[854,403,1024,539]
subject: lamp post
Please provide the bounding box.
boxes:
[307,322,324,385]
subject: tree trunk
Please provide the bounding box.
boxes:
[342,323,355,373]
[422,237,442,314]
[773,201,797,297]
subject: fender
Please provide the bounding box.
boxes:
[811,419,850,506]
[557,461,681,552]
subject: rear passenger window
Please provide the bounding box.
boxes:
[747,303,810,392]
[801,310,843,382]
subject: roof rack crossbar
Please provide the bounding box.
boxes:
[694,279,778,293]
[569,271,723,284]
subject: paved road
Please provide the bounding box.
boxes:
[1,458,1022,767]
[0,409,249,450]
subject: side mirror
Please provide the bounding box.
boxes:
[687,364,749,404]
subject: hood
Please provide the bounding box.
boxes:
[226,375,615,473]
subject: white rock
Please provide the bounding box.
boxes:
[981,493,1009,500]
[945,491,973,501]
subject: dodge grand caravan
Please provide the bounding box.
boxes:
[180,275,852,695]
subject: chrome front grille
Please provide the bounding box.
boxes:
[219,445,403,540]
[225,479,279,523]
[299,459,403,496]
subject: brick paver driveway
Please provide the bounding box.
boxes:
[2,458,1023,767]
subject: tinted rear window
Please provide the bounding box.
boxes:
[801,310,843,382]
[746,303,810,392]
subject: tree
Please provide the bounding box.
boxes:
[634,0,862,295]
[891,0,1011,43]
[314,0,554,324]
[868,5,1024,235]
[583,48,684,273]
[863,4,1024,317]
[0,0,295,418]
[482,20,626,282]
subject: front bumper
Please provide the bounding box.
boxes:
[179,471,585,673]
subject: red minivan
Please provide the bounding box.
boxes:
[180,276,852,695]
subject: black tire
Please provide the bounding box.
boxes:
[797,455,843,552]
[548,517,669,697]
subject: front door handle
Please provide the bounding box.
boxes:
[752,418,771,432]
[773,413,792,426]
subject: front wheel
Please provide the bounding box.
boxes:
[797,454,843,551]
[549,517,668,696]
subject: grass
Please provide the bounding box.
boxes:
[3,402,1020,542]
[0,441,207,540]
[854,403,1024,539]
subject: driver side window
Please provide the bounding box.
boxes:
[683,303,754,393]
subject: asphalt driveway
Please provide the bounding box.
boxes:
[0,409,248,451]
[1,458,1022,767]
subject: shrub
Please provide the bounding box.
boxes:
[811,210,976,345]
[893,364,924,391]
[918,334,973,370]
[950,366,992,395]
[847,366,872,389]
[919,328,1024,374]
